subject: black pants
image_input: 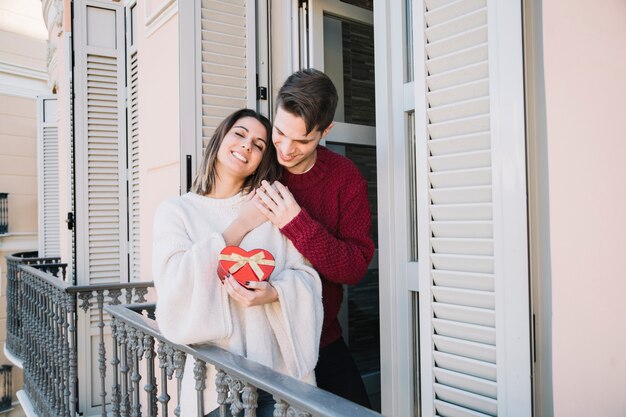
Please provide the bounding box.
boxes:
[314,338,372,409]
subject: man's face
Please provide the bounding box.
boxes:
[272,106,331,174]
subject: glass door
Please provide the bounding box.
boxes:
[306,0,380,410]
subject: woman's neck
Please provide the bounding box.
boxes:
[206,176,245,198]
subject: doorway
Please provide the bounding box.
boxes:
[304,0,380,410]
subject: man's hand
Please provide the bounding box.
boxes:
[254,180,301,228]
[222,275,278,307]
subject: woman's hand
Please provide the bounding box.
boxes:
[223,191,269,246]
[222,275,279,307]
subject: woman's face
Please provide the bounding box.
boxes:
[216,116,268,181]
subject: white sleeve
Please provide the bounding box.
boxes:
[263,238,323,381]
[152,200,232,345]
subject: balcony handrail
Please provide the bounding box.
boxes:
[106,303,383,417]
[19,264,69,291]
[6,251,60,264]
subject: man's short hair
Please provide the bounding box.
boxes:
[275,68,338,135]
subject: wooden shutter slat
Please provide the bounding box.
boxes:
[427,61,488,92]
[432,286,494,308]
[433,303,495,326]
[431,221,492,238]
[433,352,497,381]
[434,399,494,417]
[433,338,496,365]
[431,238,493,256]
[425,8,486,42]
[425,26,487,59]
[425,0,487,26]
[434,384,497,416]
[427,97,489,124]
[432,271,494,291]
[430,150,491,171]
[427,79,489,108]
[201,0,245,14]
[431,253,493,273]
[427,114,490,140]
[432,318,495,345]
[430,186,492,204]
[429,167,491,188]
[434,368,496,398]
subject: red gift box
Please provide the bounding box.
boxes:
[217,246,275,286]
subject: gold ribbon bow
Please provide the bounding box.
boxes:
[219,251,275,280]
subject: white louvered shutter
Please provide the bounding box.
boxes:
[200,0,252,146]
[37,96,61,257]
[73,0,128,285]
[127,3,140,281]
[415,0,531,415]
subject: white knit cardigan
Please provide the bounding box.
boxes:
[152,193,323,417]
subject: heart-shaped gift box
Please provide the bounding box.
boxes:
[217,246,275,286]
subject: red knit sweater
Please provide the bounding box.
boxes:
[280,146,375,348]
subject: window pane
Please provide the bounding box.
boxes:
[327,142,379,376]
[340,0,373,11]
[405,0,414,82]
[323,14,376,126]
[407,111,418,261]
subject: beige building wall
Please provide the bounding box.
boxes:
[0,0,49,413]
[539,0,626,415]
[137,2,180,284]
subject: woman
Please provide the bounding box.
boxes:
[152,109,323,417]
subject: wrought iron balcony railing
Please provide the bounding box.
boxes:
[5,252,383,417]
[5,251,63,358]
[106,303,383,417]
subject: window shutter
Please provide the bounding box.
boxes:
[200,0,250,146]
[415,0,531,415]
[37,96,61,257]
[73,0,128,285]
[127,4,140,281]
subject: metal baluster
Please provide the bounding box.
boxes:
[61,293,70,417]
[67,291,78,417]
[109,289,123,306]
[52,290,63,416]
[227,376,244,417]
[157,341,171,416]
[119,324,130,417]
[135,287,148,303]
[273,399,288,417]
[131,330,143,417]
[242,384,258,417]
[193,359,207,417]
[43,284,52,412]
[111,317,121,417]
[173,350,186,417]
[143,334,157,417]
[95,290,108,417]
[215,369,229,417]
[286,407,311,417]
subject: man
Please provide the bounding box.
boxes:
[254,68,375,408]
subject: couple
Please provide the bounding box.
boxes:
[152,69,375,417]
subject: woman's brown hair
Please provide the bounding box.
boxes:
[191,109,280,196]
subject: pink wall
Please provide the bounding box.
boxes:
[136,3,180,283]
[542,1,626,415]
